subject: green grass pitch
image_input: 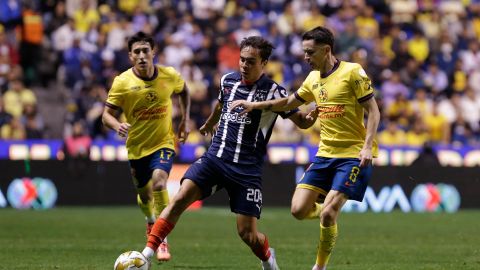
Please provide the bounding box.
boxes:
[0,207,479,270]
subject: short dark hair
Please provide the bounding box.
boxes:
[302,26,335,52]
[127,31,155,52]
[239,36,275,62]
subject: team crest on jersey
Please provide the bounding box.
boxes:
[145,91,158,103]
[253,89,268,102]
[319,88,328,102]
[130,86,141,91]
[312,83,319,90]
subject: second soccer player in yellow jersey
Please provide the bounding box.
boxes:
[102,31,190,261]
[230,26,380,270]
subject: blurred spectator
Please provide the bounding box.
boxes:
[0,95,13,129]
[386,93,413,128]
[380,71,410,107]
[44,1,68,36]
[378,119,406,146]
[63,120,92,159]
[405,117,429,147]
[437,93,461,124]
[217,35,240,73]
[1,116,25,139]
[407,28,430,63]
[410,142,441,167]
[0,0,22,29]
[424,100,450,145]
[450,114,476,147]
[0,24,18,91]
[410,88,433,118]
[459,88,480,131]
[422,62,448,97]
[63,34,90,90]
[20,0,43,86]
[164,33,193,70]
[3,78,36,118]
[459,39,480,74]
[232,19,261,45]
[450,59,467,94]
[73,0,99,33]
[21,103,44,139]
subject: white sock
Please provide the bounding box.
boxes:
[146,216,156,224]
[142,247,155,258]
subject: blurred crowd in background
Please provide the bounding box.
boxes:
[1,0,480,158]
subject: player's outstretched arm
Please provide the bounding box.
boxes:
[199,100,223,136]
[102,106,130,137]
[177,83,191,143]
[230,95,303,116]
[288,108,319,129]
[359,97,380,167]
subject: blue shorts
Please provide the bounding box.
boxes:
[129,148,176,188]
[183,153,263,218]
[297,157,372,202]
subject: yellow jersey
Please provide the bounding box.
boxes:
[106,65,185,159]
[295,61,378,158]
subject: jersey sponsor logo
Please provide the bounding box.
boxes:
[132,106,167,120]
[222,112,252,124]
[145,91,158,103]
[316,105,345,119]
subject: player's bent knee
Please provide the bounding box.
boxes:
[320,206,337,225]
[291,204,308,220]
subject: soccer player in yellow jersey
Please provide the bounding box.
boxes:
[230,26,380,270]
[102,31,190,261]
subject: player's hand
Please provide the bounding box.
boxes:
[177,119,190,144]
[229,100,254,116]
[359,147,373,167]
[306,107,319,121]
[117,123,131,137]
[199,122,216,137]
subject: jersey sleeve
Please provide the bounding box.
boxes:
[349,64,374,103]
[171,68,186,94]
[294,72,316,104]
[105,76,124,109]
[271,85,299,119]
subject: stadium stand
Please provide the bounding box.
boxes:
[1,0,480,148]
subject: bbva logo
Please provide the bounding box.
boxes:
[343,184,460,213]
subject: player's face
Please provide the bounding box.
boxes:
[239,46,266,82]
[302,39,329,70]
[129,41,154,72]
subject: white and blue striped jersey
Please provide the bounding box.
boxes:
[207,72,298,165]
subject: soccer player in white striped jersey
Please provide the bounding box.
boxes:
[141,36,318,269]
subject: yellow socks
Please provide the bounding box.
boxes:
[316,223,338,267]
[137,194,155,223]
[153,189,169,218]
[305,203,323,219]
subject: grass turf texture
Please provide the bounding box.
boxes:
[0,207,479,270]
